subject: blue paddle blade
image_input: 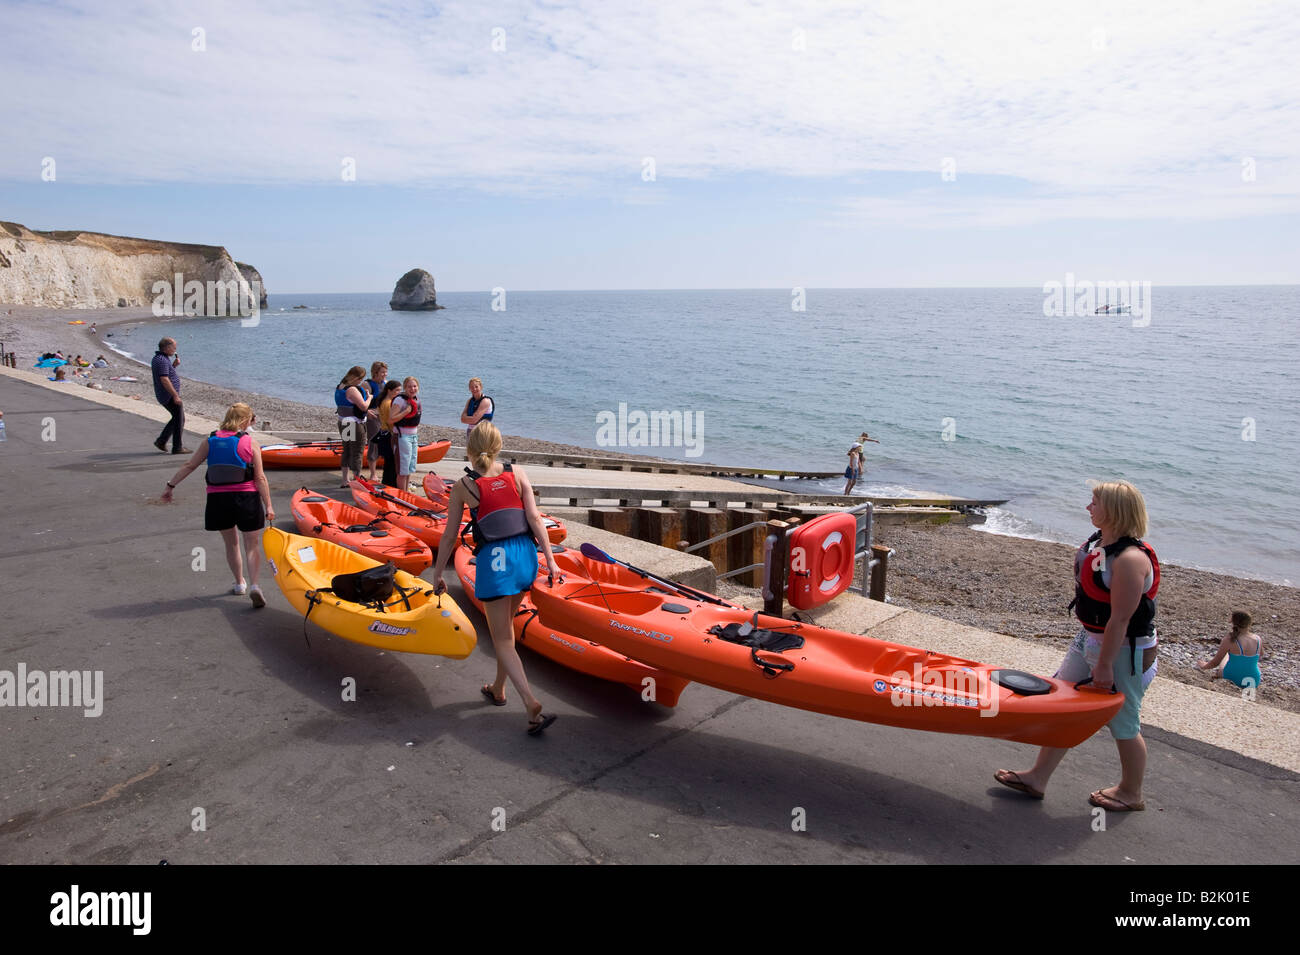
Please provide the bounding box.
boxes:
[580,542,616,563]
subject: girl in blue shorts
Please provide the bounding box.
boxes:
[431,422,559,735]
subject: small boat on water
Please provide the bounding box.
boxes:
[1094,304,1132,314]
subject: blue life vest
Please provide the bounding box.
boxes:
[466,394,494,422]
[335,383,370,419]
[206,431,254,485]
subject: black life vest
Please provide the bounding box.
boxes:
[394,396,421,429]
[1069,532,1160,674]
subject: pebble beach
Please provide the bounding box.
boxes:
[5,303,1297,715]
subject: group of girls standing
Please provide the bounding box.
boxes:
[334,362,418,491]
[335,365,496,493]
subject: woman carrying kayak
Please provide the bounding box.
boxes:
[160,402,275,607]
[430,421,558,735]
[994,480,1158,812]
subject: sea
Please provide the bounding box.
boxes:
[105,286,1300,586]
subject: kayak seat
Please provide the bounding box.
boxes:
[709,621,804,653]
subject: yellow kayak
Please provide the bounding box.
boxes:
[263,526,476,658]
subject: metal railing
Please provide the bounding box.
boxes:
[682,519,771,580]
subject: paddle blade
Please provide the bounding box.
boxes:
[579,542,617,564]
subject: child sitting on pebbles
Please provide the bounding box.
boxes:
[1199,610,1263,689]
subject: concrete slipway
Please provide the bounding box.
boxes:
[1,368,1296,864]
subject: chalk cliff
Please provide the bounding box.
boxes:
[0,221,267,313]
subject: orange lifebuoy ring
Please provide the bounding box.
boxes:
[786,512,857,610]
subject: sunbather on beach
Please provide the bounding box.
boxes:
[1199,610,1262,688]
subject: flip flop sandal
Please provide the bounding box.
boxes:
[527,713,557,736]
[480,686,507,706]
[994,769,1045,800]
[1089,790,1145,812]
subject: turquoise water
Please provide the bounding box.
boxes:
[108,287,1300,585]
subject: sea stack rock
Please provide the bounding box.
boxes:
[389,269,444,311]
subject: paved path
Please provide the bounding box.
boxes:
[2,373,1297,864]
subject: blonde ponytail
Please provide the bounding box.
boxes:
[467,421,502,474]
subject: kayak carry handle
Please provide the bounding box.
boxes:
[1073,676,1118,695]
[752,648,795,678]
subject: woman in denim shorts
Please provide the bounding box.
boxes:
[994,480,1158,812]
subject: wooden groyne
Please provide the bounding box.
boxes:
[458,446,841,480]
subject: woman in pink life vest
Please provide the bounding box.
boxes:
[430,422,559,735]
[160,402,276,607]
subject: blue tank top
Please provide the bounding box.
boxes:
[466,395,494,422]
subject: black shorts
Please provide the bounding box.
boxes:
[205,490,265,532]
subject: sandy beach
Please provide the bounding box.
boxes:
[4,303,1296,714]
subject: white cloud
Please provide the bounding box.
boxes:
[2,0,1297,226]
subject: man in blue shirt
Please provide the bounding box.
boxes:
[152,337,189,454]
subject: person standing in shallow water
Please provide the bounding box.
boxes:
[994,480,1159,812]
[843,432,877,494]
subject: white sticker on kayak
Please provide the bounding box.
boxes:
[296,546,317,563]
[268,558,278,577]
[369,621,414,636]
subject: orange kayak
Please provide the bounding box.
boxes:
[531,547,1124,748]
[422,472,452,504]
[348,480,451,547]
[290,488,432,574]
[454,541,689,707]
[260,439,450,470]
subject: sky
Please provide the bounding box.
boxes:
[1,0,1297,291]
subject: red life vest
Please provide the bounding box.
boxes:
[393,396,421,429]
[464,464,530,550]
[1070,532,1160,674]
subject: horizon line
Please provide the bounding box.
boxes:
[266,283,1300,295]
